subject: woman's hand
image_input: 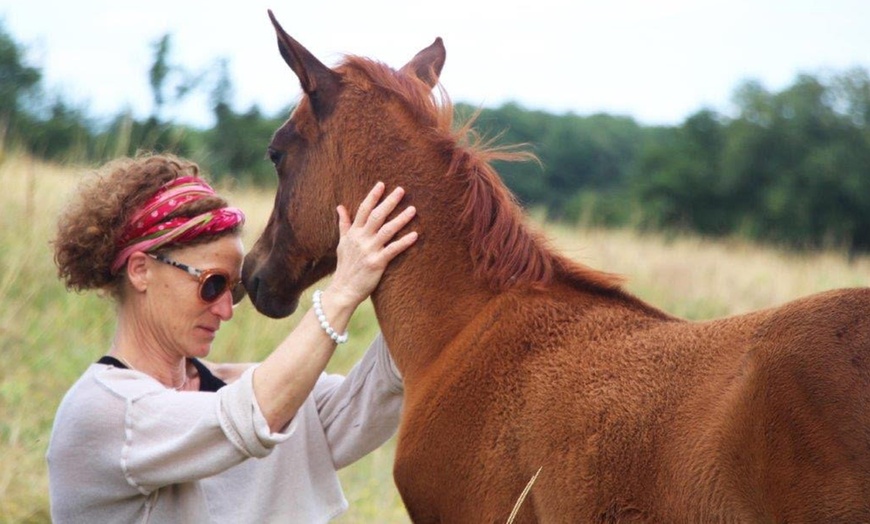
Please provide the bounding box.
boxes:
[252,182,416,432]
[327,182,418,308]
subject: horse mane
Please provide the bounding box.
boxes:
[340,55,625,294]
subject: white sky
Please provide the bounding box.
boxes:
[2,0,869,128]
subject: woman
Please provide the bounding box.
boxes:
[47,154,417,522]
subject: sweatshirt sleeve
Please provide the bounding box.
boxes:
[313,332,404,469]
[114,366,295,494]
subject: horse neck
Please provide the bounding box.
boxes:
[371,222,494,381]
[358,124,515,380]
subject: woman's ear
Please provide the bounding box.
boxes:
[125,252,150,293]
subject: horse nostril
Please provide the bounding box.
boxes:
[245,275,261,302]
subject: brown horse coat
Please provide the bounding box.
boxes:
[243,11,870,523]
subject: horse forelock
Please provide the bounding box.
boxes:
[337,54,624,294]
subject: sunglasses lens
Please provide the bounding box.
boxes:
[200,274,228,303]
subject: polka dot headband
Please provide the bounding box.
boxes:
[110,176,245,274]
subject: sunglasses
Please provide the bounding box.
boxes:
[148,253,246,305]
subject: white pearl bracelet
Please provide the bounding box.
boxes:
[312,289,349,344]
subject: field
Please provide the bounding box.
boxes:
[1,154,868,523]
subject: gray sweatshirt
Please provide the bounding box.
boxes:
[46,334,403,523]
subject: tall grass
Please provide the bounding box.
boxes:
[1,154,867,523]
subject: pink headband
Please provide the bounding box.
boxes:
[111,176,245,274]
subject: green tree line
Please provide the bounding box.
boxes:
[4,23,870,252]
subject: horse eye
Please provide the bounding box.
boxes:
[267,147,284,166]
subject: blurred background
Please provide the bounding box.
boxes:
[1,1,870,522]
[0,0,869,250]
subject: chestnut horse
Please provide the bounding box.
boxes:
[243,11,870,523]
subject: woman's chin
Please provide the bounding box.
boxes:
[189,339,214,359]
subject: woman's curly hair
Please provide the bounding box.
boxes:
[53,153,241,299]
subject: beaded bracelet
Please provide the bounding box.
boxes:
[312,289,349,344]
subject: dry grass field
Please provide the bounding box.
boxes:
[1,153,867,523]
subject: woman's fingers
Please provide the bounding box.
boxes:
[350,182,414,241]
[380,231,419,261]
[342,182,417,254]
[331,184,419,304]
[336,205,352,235]
[364,186,406,231]
[354,181,386,227]
[376,205,416,242]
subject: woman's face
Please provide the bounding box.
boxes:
[143,235,245,360]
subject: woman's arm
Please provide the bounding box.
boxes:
[313,333,404,469]
[252,182,417,432]
[199,361,256,384]
[87,368,284,493]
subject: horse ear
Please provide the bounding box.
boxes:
[400,37,446,89]
[267,10,340,118]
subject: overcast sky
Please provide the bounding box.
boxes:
[2,0,869,127]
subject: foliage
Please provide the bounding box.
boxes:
[148,33,203,122]
[469,102,645,217]
[17,98,93,162]
[0,20,40,134]
[1,22,869,252]
[203,59,290,186]
[635,71,870,251]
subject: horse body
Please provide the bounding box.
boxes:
[244,11,870,522]
[391,285,870,523]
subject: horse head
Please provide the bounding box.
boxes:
[242,10,445,318]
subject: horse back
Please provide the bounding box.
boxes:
[661,287,870,521]
[395,286,870,522]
